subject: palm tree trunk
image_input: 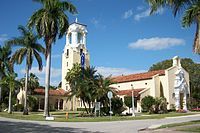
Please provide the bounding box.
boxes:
[44,45,51,117]
[23,63,29,115]
[198,21,200,53]
[0,75,2,101]
[8,86,12,114]
[194,21,200,53]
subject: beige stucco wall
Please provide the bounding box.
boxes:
[110,79,153,91]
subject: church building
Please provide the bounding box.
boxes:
[111,56,190,112]
[17,20,190,112]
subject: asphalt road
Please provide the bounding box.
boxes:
[0,114,200,133]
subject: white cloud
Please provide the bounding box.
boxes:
[134,8,164,21]
[129,37,185,50]
[20,66,61,86]
[96,66,146,77]
[122,9,133,19]
[0,34,8,43]
[21,67,62,78]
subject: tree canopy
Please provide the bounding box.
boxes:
[66,63,114,114]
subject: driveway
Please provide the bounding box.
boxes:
[0,114,200,133]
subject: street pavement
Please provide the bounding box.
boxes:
[0,114,200,133]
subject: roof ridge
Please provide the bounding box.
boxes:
[112,69,165,78]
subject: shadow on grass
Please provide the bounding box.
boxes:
[0,120,103,133]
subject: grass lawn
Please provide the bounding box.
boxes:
[158,120,200,132]
[159,120,200,129]
[0,111,199,122]
[179,126,200,132]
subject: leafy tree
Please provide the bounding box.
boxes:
[6,25,45,115]
[124,96,132,113]
[66,64,114,114]
[0,44,15,112]
[111,97,125,115]
[28,0,77,117]
[66,64,99,114]
[141,95,155,113]
[149,58,200,101]
[147,0,200,54]
[0,73,21,114]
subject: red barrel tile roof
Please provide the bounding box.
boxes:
[112,70,165,83]
[34,88,69,96]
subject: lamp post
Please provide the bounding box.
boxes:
[131,84,135,117]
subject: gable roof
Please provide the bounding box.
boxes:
[34,88,69,96]
[112,70,165,83]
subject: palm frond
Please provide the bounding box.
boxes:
[33,50,43,71]
[60,1,78,14]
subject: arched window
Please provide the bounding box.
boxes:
[68,33,72,44]
[77,32,83,43]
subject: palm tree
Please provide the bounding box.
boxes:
[20,73,40,95]
[0,73,21,114]
[66,64,102,114]
[28,0,77,117]
[0,45,12,101]
[6,25,45,115]
[147,0,200,54]
[96,75,114,108]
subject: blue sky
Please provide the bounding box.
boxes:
[0,0,199,86]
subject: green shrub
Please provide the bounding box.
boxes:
[1,103,7,111]
[112,97,126,115]
[28,96,38,112]
[141,96,155,113]
[77,108,89,111]
[124,96,132,113]
[13,104,23,112]
[141,96,168,114]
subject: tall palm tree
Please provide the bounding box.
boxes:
[0,73,21,114]
[28,0,77,117]
[147,0,200,54]
[6,25,45,115]
[0,45,12,102]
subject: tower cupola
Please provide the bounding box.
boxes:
[66,18,87,47]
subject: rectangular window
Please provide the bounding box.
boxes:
[80,49,83,55]
[67,62,68,67]
[67,49,69,56]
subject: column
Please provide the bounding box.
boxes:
[38,98,40,110]
[83,33,86,45]
[183,92,187,111]
[58,99,60,110]
[175,90,180,110]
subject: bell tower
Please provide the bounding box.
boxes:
[62,19,90,91]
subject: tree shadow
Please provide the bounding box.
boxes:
[0,120,104,133]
